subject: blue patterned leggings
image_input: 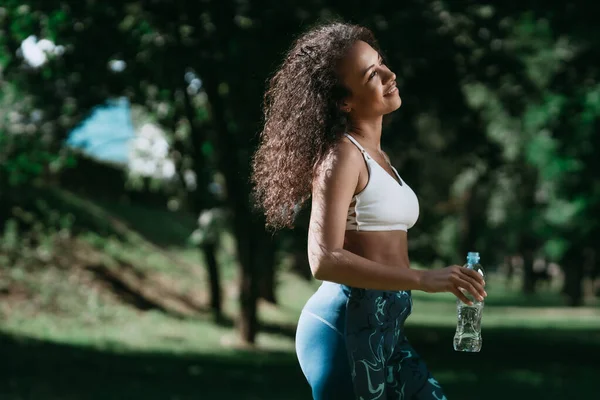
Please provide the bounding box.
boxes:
[296,282,447,400]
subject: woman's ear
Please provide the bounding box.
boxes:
[340,101,351,113]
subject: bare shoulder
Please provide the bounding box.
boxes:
[314,137,363,181]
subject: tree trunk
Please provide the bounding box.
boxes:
[236,216,260,344]
[562,247,584,307]
[203,73,261,344]
[201,242,222,320]
[258,232,277,304]
[258,262,277,304]
[521,249,536,295]
[0,173,9,229]
[588,249,600,298]
[503,255,515,289]
[516,164,539,296]
[201,0,277,344]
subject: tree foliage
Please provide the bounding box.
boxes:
[2,1,600,339]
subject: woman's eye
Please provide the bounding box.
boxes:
[369,70,377,80]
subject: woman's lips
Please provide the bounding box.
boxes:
[384,86,398,96]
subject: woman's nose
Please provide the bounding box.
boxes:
[384,68,396,83]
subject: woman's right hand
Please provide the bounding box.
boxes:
[418,266,487,305]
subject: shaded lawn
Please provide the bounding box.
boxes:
[2,324,598,400]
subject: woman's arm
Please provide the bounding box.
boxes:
[307,141,486,303]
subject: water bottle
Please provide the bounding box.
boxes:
[453,251,485,352]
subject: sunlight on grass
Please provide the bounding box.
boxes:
[409,276,600,330]
[5,264,599,359]
[1,306,297,356]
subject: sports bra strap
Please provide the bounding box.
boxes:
[344,133,371,160]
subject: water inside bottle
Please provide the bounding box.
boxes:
[453,301,483,352]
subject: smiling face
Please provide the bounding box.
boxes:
[337,40,401,119]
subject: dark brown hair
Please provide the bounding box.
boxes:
[251,22,378,230]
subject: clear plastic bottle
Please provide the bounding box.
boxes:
[453,252,485,352]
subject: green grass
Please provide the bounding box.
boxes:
[1,189,599,399]
[3,287,599,400]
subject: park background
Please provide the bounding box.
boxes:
[1,1,599,399]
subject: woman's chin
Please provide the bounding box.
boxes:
[387,96,402,113]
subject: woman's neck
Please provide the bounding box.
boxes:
[348,117,383,151]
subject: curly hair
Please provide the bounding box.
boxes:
[251,22,379,230]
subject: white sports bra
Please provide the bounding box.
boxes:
[344,133,420,232]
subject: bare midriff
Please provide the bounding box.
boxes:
[344,230,410,271]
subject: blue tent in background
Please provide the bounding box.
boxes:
[67,97,134,165]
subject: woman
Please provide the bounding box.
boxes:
[252,22,486,400]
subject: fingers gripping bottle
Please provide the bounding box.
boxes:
[453,252,485,352]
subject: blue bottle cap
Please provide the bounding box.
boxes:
[467,252,480,263]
